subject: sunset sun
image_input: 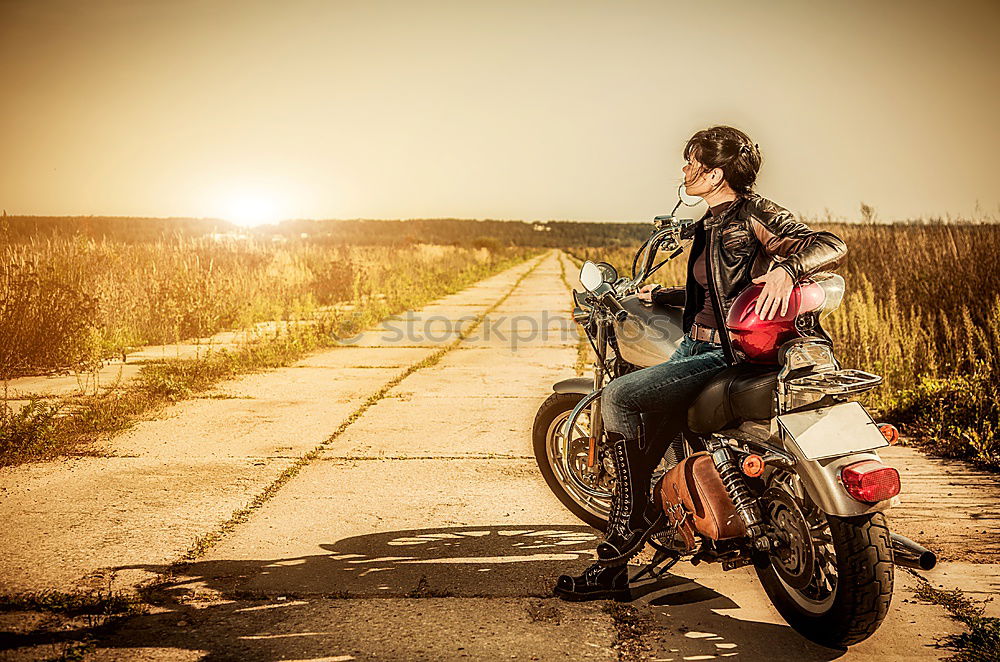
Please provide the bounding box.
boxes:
[219,190,284,227]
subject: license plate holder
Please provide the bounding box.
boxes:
[777,401,888,461]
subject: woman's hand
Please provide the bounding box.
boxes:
[637,283,659,304]
[751,266,794,320]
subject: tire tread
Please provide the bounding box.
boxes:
[826,512,894,646]
[756,510,894,648]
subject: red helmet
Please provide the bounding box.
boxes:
[726,272,845,364]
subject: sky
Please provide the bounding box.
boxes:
[1,0,998,224]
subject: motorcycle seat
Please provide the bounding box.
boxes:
[687,364,778,434]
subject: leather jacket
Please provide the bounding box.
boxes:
[652,192,848,365]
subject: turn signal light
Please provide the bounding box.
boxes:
[841,460,900,503]
[879,423,899,445]
[741,454,765,478]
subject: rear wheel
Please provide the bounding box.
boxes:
[756,471,894,648]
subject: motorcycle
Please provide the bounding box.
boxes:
[532,195,937,648]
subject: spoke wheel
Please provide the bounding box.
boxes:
[532,394,679,533]
[764,475,837,612]
[755,469,894,647]
[532,393,611,530]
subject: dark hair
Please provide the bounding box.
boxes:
[683,125,762,196]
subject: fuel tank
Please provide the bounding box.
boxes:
[611,296,685,367]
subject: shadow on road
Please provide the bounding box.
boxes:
[158,524,605,599]
[5,525,847,661]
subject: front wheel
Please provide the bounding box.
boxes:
[532,392,611,531]
[756,474,894,648]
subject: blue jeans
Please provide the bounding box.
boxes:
[601,334,728,444]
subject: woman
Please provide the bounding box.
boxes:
[554,125,848,601]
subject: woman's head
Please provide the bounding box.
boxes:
[682,126,762,198]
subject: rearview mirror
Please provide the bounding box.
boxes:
[579,261,603,292]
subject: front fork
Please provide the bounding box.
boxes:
[557,315,612,499]
[585,320,608,473]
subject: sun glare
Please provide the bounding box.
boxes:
[220,191,283,227]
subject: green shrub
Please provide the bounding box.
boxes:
[0,398,62,461]
[889,371,999,467]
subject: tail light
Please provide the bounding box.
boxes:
[841,460,901,503]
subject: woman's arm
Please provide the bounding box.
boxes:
[746,196,848,281]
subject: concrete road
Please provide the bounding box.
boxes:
[3,250,994,661]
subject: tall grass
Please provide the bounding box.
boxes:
[1,237,531,378]
[826,224,1000,468]
[572,223,1000,469]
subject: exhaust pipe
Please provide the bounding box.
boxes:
[891,533,937,571]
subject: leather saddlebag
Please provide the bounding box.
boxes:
[654,452,747,551]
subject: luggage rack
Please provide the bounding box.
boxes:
[784,368,882,395]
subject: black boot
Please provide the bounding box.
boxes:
[597,434,667,566]
[553,561,630,601]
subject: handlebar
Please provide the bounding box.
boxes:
[601,292,628,322]
[625,215,697,293]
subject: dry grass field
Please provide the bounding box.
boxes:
[0,236,532,378]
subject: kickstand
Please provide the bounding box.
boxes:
[632,545,680,582]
